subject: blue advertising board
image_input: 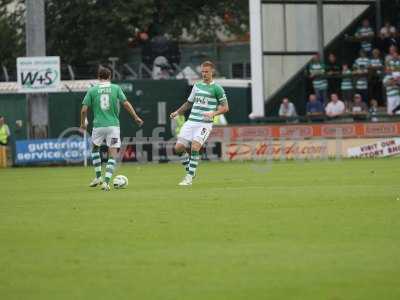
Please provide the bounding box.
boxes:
[15,138,90,165]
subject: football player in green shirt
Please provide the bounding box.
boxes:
[170,61,229,186]
[80,67,143,191]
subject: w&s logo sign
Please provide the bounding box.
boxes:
[17,56,61,93]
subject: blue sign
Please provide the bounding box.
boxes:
[15,138,90,165]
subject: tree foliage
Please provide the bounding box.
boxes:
[0,0,24,69]
[153,0,249,42]
[1,0,249,68]
[45,0,155,65]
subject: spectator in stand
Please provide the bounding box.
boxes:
[326,53,341,95]
[385,45,398,65]
[306,94,324,117]
[370,48,384,74]
[380,21,397,39]
[152,56,173,80]
[353,50,370,103]
[382,70,400,115]
[278,97,297,118]
[325,93,345,118]
[348,93,368,120]
[369,99,380,122]
[308,54,328,104]
[167,40,181,68]
[0,115,10,146]
[378,21,398,53]
[392,103,400,115]
[355,19,375,55]
[134,29,153,71]
[386,49,400,78]
[340,64,354,107]
[370,48,384,102]
[378,23,400,53]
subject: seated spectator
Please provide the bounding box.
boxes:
[308,54,328,104]
[355,19,375,55]
[379,21,397,39]
[340,64,354,106]
[306,94,324,116]
[385,45,398,65]
[152,56,173,80]
[279,97,297,118]
[325,93,345,118]
[348,94,368,120]
[370,48,384,74]
[326,53,341,95]
[167,40,181,68]
[370,48,384,102]
[136,30,153,70]
[151,33,169,59]
[369,99,380,122]
[382,28,400,54]
[383,70,400,115]
[378,21,397,52]
[353,50,370,103]
[0,115,10,145]
[386,49,400,78]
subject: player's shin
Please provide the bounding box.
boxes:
[91,151,102,178]
[175,144,189,172]
[188,151,200,177]
[104,158,116,183]
[181,154,190,173]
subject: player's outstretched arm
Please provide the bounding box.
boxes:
[123,100,144,126]
[80,105,89,130]
[170,101,193,119]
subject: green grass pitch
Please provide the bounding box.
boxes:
[0,158,399,300]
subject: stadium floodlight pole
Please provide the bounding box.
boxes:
[316,0,325,62]
[249,0,265,118]
[375,0,382,33]
[25,0,48,139]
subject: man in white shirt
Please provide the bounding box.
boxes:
[380,21,397,39]
[325,93,345,118]
[278,97,297,118]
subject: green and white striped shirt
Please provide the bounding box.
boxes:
[354,57,370,90]
[388,58,400,72]
[341,69,353,91]
[355,26,374,53]
[370,58,383,68]
[187,81,228,123]
[383,75,400,98]
[309,62,328,91]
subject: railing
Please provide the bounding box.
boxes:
[0,59,251,82]
[308,68,386,81]
[252,113,400,124]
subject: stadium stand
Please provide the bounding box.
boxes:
[262,0,400,120]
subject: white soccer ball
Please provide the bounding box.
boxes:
[113,175,128,189]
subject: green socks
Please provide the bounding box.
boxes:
[105,158,116,183]
[188,151,200,177]
[91,152,102,179]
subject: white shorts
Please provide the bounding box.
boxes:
[177,121,213,147]
[91,126,121,148]
[387,96,400,114]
